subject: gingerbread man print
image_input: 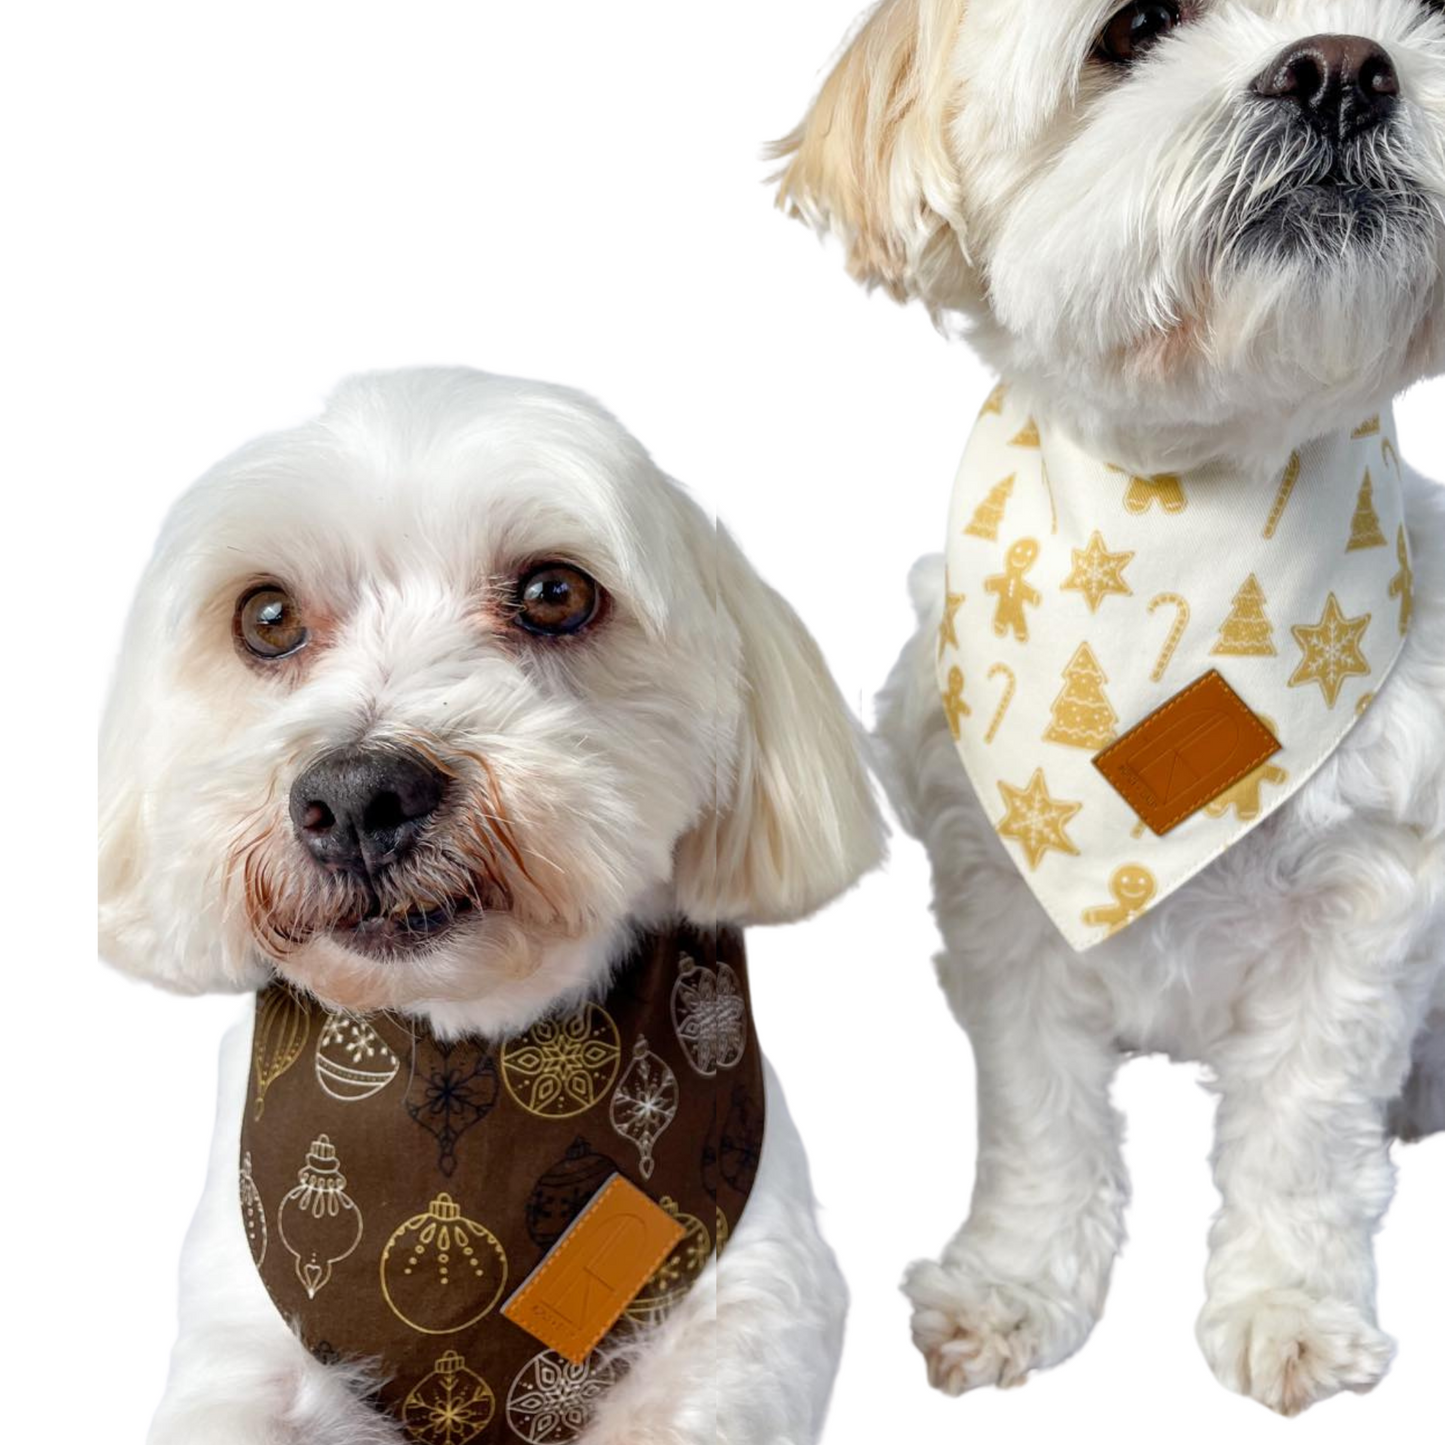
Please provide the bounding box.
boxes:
[985,538,1042,643]
[1082,865,1158,938]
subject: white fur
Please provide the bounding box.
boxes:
[781,0,1445,1417]
[98,368,883,1443]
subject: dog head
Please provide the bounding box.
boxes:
[778,1,1445,463]
[98,369,882,1026]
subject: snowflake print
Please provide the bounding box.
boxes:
[505,1350,615,1444]
[501,1003,622,1118]
[670,955,747,1077]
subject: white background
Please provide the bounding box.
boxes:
[7,2,1442,1441]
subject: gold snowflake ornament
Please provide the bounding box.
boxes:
[1289,592,1372,709]
[996,768,1082,871]
[1061,531,1134,614]
[500,1004,621,1118]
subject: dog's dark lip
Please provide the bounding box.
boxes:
[1231,176,1406,257]
[332,894,478,959]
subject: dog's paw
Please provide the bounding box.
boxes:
[903,1256,1094,1396]
[1197,1289,1395,1416]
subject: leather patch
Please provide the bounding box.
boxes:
[1093,671,1281,836]
[501,1174,685,1364]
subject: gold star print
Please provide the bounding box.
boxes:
[938,586,966,658]
[1061,531,1134,613]
[996,768,1082,872]
[1289,592,1372,709]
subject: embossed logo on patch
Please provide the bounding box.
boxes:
[501,1174,685,1364]
[1093,671,1281,836]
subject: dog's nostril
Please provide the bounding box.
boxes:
[300,800,335,834]
[363,790,406,835]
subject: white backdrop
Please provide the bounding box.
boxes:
[8,2,1441,1441]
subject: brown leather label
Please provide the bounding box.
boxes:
[501,1174,685,1364]
[1093,671,1281,836]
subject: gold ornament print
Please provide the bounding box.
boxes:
[240,1151,267,1267]
[1389,526,1414,636]
[938,583,966,657]
[501,1004,621,1118]
[943,666,971,740]
[1205,716,1289,822]
[609,1037,679,1180]
[505,1350,615,1444]
[1352,415,1381,438]
[1118,469,1187,516]
[1148,593,1192,682]
[253,984,310,1120]
[1346,470,1388,552]
[996,769,1082,872]
[1289,592,1372,709]
[979,382,1008,417]
[624,1197,712,1325]
[1082,865,1158,938]
[381,1193,508,1335]
[402,1351,496,1445]
[1212,574,1277,657]
[1010,418,1041,448]
[278,1134,363,1299]
[1262,450,1302,539]
[716,1207,730,1254]
[1043,644,1118,750]
[315,1011,401,1103]
[985,538,1042,642]
[984,663,1016,745]
[1061,531,1133,614]
[964,474,1015,541]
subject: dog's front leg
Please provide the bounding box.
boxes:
[1195,933,1434,1415]
[905,943,1128,1396]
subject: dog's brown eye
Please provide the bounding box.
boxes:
[513,563,602,637]
[1097,2,1182,64]
[236,584,309,659]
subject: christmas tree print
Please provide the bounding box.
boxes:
[1211,574,1277,657]
[1043,644,1118,750]
[965,474,1015,541]
[1346,470,1388,552]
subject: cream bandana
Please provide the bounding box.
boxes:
[939,385,1415,952]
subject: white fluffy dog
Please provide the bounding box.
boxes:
[778,0,1445,1416]
[98,368,882,1445]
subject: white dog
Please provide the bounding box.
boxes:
[778,0,1445,1416]
[98,368,883,1445]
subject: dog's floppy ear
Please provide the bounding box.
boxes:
[98,581,262,995]
[674,523,885,927]
[772,0,972,311]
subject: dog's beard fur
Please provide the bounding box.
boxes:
[779,0,1445,467]
[225,740,584,1014]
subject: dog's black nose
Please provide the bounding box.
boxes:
[290,746,446,877]
[1254,35,1399,141]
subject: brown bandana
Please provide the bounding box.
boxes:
[239,923,764,1445]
